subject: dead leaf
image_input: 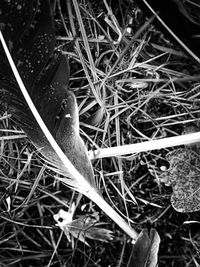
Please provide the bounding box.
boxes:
[127,228,160,267]
[54,208,113,247]
[160,148,200,212]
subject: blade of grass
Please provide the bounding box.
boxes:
[71,0,103,107]
[114,91,131,225]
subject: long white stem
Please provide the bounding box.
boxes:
[89,132,200,159]
[0,30,138,241]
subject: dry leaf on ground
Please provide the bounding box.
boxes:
[160,148,200,212]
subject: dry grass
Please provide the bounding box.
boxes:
[1,0,200,266]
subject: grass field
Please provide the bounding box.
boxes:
[0,0,200,266]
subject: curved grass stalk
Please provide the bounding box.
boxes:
[0,30,138,242]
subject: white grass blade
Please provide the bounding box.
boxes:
[89,132,200,159]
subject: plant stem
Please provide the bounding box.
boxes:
[89,132,200,159]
